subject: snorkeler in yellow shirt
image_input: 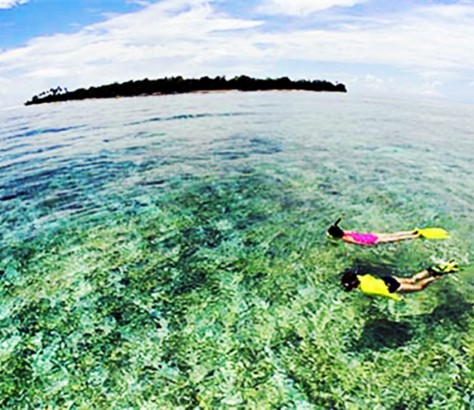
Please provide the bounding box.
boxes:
[340,261,459,301]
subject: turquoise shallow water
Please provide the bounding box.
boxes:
[0,92,473,408]
[0,92,474,242]
[2,92,473,267]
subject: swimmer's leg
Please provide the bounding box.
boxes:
[394,269,431,285]
[375,232,420,243]
[397,276,439,293]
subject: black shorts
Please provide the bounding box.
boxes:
[381,275,401,293]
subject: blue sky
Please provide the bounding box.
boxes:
[1,0,474,107]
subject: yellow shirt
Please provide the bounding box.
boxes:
[357,274,402,301]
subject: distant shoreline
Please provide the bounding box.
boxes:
[24,75,347,106]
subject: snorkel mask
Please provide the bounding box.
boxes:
[327,217,344,239]
[340,269,359,291]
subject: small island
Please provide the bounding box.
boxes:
[24,75,346,105]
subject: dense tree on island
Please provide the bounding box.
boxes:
[25,75,347,105]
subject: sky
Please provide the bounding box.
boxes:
[1,0,474,108]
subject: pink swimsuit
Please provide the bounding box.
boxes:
[343,231,379,246]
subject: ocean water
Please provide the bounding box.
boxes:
[0,92,473,408]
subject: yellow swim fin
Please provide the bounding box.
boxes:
[414,227,449,240]
[428,260,459,275]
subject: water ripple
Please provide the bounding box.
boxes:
[127,111,251,126]
[0,125,84,142]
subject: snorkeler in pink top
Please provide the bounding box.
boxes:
[343,231,381,246]
[326,218,427,246]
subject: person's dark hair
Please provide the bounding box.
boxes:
[340,270,359,291]
[327,217,344,238]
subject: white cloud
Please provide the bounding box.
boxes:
[257,0,367,16]
[0,0,264,106]
[125,0,153,6]
[251,2,474,75]
[346,74,391,93]
[1,0,474,107]
[0,0,28,9]
[419,80,443,97]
